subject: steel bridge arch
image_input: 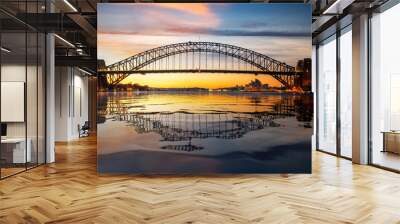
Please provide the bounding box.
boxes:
[100,41,297,88]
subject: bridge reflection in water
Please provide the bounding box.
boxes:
[97,92,313,173]
[98,92,312,154]
[118,111,286,152]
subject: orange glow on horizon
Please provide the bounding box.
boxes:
[120,73,282,89]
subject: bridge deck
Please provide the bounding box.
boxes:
[98,69,299,75]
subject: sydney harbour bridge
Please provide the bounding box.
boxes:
[98,41,301,89]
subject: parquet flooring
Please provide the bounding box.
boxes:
[1,136,400,224]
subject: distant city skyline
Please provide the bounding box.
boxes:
[98,3,311,88]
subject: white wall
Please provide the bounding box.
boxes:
[1,64,26,139]
[1,63,46,164]
[1,64,32,138]
[71,72,89,138]
[55,66,70,141]
[54,67,89,141]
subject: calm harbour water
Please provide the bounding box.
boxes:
[97,91,313,174]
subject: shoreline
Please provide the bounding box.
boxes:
[97,90,312,95]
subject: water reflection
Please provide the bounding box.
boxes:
[97,92,313,174]
[118,112,283,152]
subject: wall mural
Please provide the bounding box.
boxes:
[97,3,313,174]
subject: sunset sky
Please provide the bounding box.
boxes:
[98,3,311,88]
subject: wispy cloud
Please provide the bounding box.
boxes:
[98,3,220,36]
[152,3,213,17]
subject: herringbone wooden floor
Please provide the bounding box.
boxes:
[1,136,400,224]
